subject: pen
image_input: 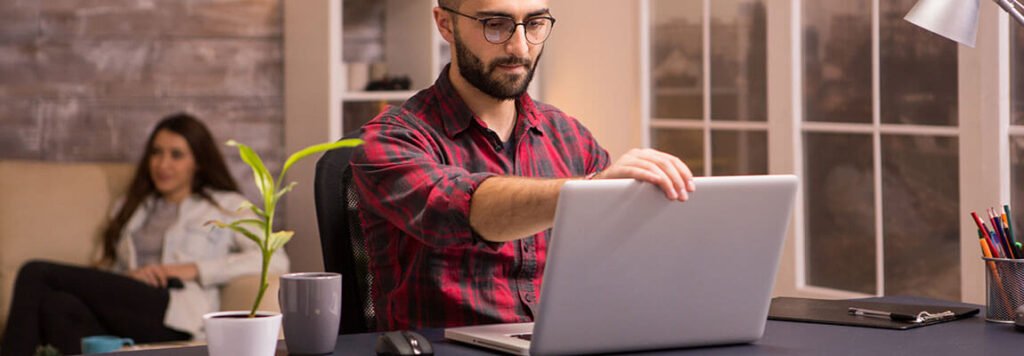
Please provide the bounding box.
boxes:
[973,212,1001,258]
[1006,205,1021,257]
[848,307,918,322]
[989,209,1008,258]
[991,209,1013,258]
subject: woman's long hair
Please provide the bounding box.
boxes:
[99,113,239,266]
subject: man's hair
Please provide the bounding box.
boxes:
[438,0,463,10]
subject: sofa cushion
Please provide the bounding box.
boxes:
[0,160,285,340]
[220,274,282,313]
[0,160,135,335]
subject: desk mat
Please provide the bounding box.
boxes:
[768,297,980,330]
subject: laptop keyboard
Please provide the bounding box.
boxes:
[511,333,532,341]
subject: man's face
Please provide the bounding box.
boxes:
[450,0,550,100]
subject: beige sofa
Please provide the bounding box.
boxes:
[0,160,280,338]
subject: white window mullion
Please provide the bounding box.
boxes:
[640,0,652,148]
[652,119,769,130]
[702,0,713,176]
[871,0,884,297]
[958,0,1011,304]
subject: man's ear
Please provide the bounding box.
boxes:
[433,7,455,44]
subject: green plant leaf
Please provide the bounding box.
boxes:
[233,218,267,231]
[213,138,363,317]
[274,182,298,203]
[279,139,363,181]
[228,140,275,204]
[267,230,294,252]
[207,220,264,245]
[237,201,267,219]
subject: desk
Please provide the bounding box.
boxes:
[110,297,1020,355]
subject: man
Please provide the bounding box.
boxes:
[351,0,695,331]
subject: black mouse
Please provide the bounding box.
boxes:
[376,330,434,356]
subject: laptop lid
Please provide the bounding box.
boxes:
[528,175,798,355]
[445,175,798,355]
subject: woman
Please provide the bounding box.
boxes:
[0,113,289,355]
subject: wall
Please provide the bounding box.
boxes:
[0,0,645,274]
[543,0,642,159]
[0,0,284,206]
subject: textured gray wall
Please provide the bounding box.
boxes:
[0,0,284,205]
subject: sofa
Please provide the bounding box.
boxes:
[0,160,281,339]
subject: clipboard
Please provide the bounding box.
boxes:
[768,297,980,330]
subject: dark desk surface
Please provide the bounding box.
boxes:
[111,296,1022,356]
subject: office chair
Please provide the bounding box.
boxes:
[314,132,376,334]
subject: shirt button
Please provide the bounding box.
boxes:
[524,294,535,303]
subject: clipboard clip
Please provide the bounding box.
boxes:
[848,307,956,323]
[915,310,956,323]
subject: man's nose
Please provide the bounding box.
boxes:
[504,25,530,57]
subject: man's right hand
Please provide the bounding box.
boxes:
[593,148,695,201]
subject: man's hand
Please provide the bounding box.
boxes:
[128,263,199,288]
[594,148,696,201]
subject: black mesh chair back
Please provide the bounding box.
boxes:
[314,132,375,334]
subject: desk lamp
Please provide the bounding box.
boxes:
[905,0,1024,47]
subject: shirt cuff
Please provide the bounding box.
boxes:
[451,172,499,242]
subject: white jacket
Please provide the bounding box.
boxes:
[111,190,290,338]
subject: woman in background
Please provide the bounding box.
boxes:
[0,113,289,355]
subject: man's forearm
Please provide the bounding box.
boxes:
[469,176,569,242]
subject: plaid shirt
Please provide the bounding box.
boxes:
[351,67,610,331]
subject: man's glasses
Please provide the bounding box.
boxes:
[441,7,556,45]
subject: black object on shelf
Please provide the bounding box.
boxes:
[366,76,412,91]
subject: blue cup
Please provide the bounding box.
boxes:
[81,335,134,354]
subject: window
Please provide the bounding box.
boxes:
[801,0,959,299]
[645,0,768,177]
[1011,21,1024,241]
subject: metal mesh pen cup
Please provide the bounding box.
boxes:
[982,257,1024,323]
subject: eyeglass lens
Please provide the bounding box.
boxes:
[483,17,553,44]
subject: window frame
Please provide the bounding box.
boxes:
[641,0,1008,303]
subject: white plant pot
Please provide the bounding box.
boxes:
[203,311,282,356]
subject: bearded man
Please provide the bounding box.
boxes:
[350,0,696,331]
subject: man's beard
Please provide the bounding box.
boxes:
[455,34,542,101]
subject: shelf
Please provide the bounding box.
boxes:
[653,87,739,96]
[342,90,418,101]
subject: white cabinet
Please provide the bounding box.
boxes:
[340,0,447,132]
[283,0,444,273]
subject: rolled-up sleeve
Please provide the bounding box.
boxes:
[352,120,496,250]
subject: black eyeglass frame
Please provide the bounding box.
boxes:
[440,6,557,45]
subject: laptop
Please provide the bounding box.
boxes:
[445,175,798,355]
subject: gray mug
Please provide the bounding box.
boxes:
[279,272,342,355]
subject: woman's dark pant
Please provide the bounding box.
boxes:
[1,260,189,355]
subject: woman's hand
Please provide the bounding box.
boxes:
[128,263,199,288]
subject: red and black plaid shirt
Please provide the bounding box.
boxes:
[351,67,609,331]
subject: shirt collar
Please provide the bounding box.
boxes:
[434,64,543,139]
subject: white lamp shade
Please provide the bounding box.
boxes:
[904,0,980,47]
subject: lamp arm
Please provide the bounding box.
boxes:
[994,0,1024,27]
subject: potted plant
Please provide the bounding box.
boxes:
[203,138,362,356]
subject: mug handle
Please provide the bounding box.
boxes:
[122,338,135,346]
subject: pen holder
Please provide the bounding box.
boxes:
[982,257,1024,323]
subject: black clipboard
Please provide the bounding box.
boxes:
[768,297,980,330]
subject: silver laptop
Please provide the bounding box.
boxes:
[445,175,798,355]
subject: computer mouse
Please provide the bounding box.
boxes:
[1015,305,1024,331]
[375,330,434,356]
